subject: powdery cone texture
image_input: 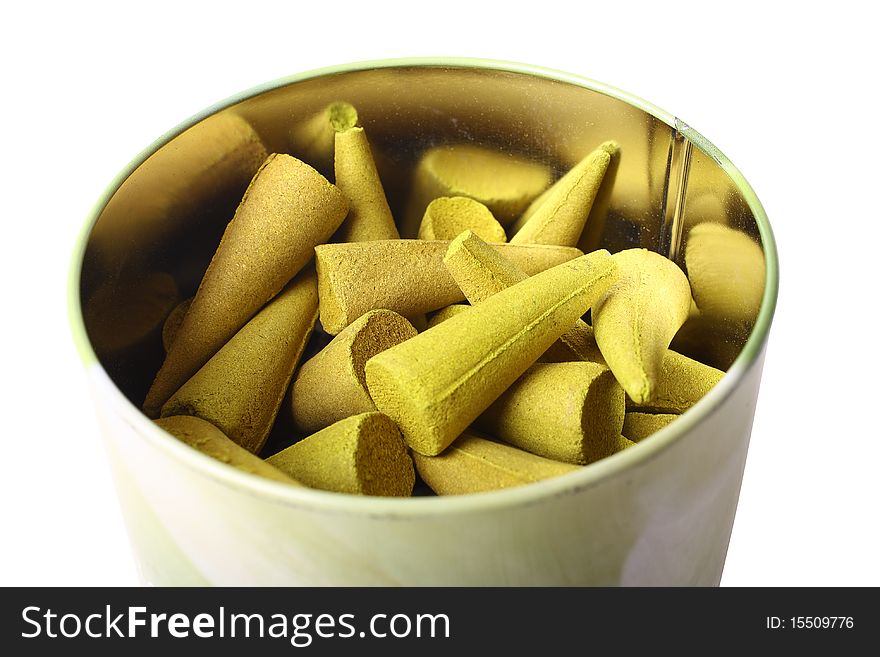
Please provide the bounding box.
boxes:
[161,269,319,455]
[155,415,298,485]
[413,432,579,495]
[266,412,414,496]
[291,309,417,434]
[443,230,604,364]
[426,304,471,329]
[365,250,619,456]
[685,223,766,325]
[509,144,612,247]
[401,143,553,237]
[315,240,582,335]
[162,297,192,353]
[288,101,358,177]
[626,350,724,414]
[477,362,625,465]
[592,249,691,405]
[621,412,677,442]
[418,197,507,242]
[144,153,348,416]
[333,127,399,243]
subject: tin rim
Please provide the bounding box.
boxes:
[67,57,779,517]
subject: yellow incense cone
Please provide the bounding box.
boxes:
[288,101,358,176]
[88,112,268,275]
[83,272,179,357]
[417,197,507,242]
[592,248,691,405]
[426,304,471,329]
[291,309,417,434]
[685,223,766,325]
[413,432,579,495]
[477,362,625,464]
[315,240,582,334]
[621,412,677,442]
[156,415,298,485]
[161,297,192,353]
[333,126,399,242]
[161,269,319,454]
[266,412,414,496]
[510,144,612,247]
[443,230,605,363]
[365,250,618,455]
[401,143,552,237]
[578,141,621,253]
[627,349,724,414]
[144,153,348,416]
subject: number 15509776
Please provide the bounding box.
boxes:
[766,617,854,629]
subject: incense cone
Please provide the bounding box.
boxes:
[626,350,724,414]
[401,143,552,236]
[161,297,192,353]
[333,126,399,242]
[161,269,319,454]
[291,309,417,434]
[288,101,358,176]
[477,362,625,464]
[621,412,677,442]
[592,248,691,405]
[156,415,298,485]
[315,239,582,334]
[426,304,471,329]
[144,153,347,416]
[365,250,618,455]
[510,143,612,246]
[418,197,506,242]
[413,432,579,495]
[443,230,605,363]
[266,412,414,496]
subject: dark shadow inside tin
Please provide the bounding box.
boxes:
[77,65,766,459]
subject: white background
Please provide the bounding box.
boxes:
[1,1,877,586]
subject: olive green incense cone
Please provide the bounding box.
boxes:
[621,412,677,442]
[627,350,724,414]
[291,310,417,434]
[426,304,471,329]
[477,362,625,464]
[401,144,552,237]
[577,141,621,253]
[418,197,507,242]
[161,269,319,454]
[315,240,582,334]
[592,248,691,405]
[156,415,298,485]
[443,230,605,364]
[365,250,618,455]
[685,223,766,325]
[289,101,358,176]
[161,297,192,353]
[266,412,414,496]
[144,153,348,416]
[333,126,399,242]
[413,432,579,495]
[510,144,612,246]
[83,272,179,356]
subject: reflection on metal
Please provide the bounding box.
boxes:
[660,128,693,264]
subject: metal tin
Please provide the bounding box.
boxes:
[69,58,778,585]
